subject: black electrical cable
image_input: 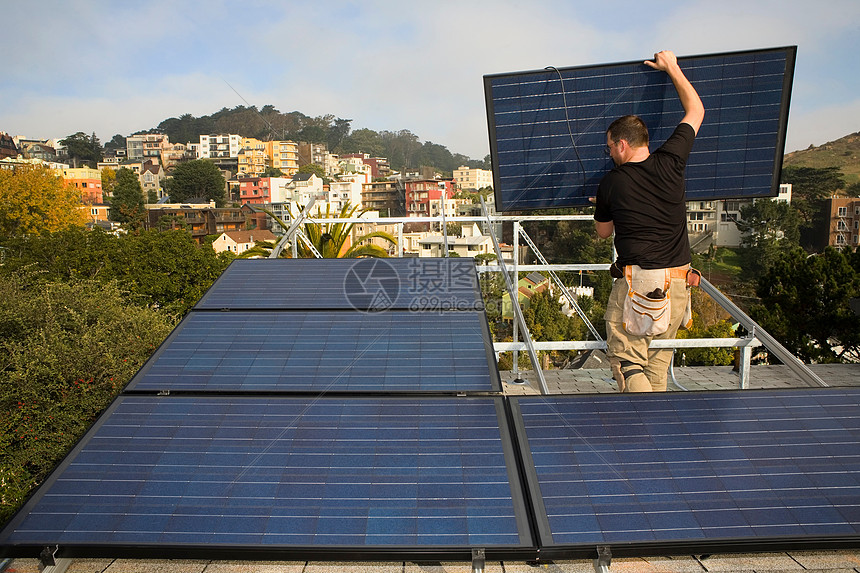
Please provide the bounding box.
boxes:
[545,66,587,185]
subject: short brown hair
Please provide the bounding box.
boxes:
[607,115,649,148]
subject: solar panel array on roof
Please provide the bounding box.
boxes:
[485,46,796,211]
[2,397,530,553]
[2,258,528,561]
[512,389,860,556]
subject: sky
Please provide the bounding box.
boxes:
[3,0,859,160]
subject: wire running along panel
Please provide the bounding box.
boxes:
[485,47,796,211]
[0,396,532,552]
[126,310,500,393]
[512,389,860,552]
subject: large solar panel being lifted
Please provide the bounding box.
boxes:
[512,389,860,555]
[1,396,531,555]
[485,46,796,211]
[196,258,482,311]
[126,310,499,393]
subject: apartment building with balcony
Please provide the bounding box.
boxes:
[238,138,269,177]
[268,140,299,176]
[126,133,170,161]
[826,196,860,249]
[404,179,456,218]
[198,134,241,159]
[144,203,251,243]
[361,180,404,216]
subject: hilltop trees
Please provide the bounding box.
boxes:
[0,165,86,237]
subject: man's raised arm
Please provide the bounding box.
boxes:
[645,50,705,134]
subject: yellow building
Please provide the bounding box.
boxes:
[267,140,299,176]
[238,139,299,177]
[238,138,269,177]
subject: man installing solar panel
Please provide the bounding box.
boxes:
[592,50,705,393]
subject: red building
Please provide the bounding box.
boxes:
[404,179,456,217]
[238,177,269,204]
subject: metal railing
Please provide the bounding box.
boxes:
[268,206,827,393]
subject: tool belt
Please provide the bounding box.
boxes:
[619,264,698,336]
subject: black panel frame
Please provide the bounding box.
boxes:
[485,46,797,212]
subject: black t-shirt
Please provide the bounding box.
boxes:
[594,123,696,269]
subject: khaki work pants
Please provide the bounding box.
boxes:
[604,274,690,392]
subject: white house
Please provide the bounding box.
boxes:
[211,229,277,255]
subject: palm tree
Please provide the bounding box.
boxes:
[258,203,396,258]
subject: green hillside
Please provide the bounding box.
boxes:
[784,131,860,185]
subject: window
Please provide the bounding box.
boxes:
[838,221,848,231]
[836,234,846,245]
[838,207,847,216]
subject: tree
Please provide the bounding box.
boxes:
[59,131,102,168]
[735,199,800,281]
[327,117,352,152]
[750,247,860,363]
[261,166,284,178]
[165,159,226,206]
[0,227,232,316]
[0,274,175,523]
[0,165,86,237]
[101,168,117,197]
[297,163,328,183]
[103,134,126,152]
[781,165,846,248]
[264,203,395,258]
[109,167,145,227]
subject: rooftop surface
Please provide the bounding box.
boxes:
[4,364,860,573]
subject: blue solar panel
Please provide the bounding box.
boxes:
[126,310,499,393]
[196,258,483,311]
[485,47,796,211]
[512,389,860,552]
[1,397,532,551]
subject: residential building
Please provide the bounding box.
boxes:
[404,179,456,218]
[12,137,56,162]
[62,166,103,204]
[825,196,860,249]
[362,180,404,216]
[238,176,292,205]
[502,272,551,319]
[267,140,299,176]
[80,203,116,231]
[713,183,793,248]
[287,172,325,205]
[211,229,277,255]
[417,223,494,258]
[144,203,250,243]
[126,133,170,161]
[0,132,17,160]
[349,212,399,256]
[0,155,68,171]
[453,165,493,191]
[297,142,327,168]
[198,134,241,159]
[161,142,193,171]
[140,161,166,201]
[238,138,269,177]
[328,178,364,211]
[341,153,390,178]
